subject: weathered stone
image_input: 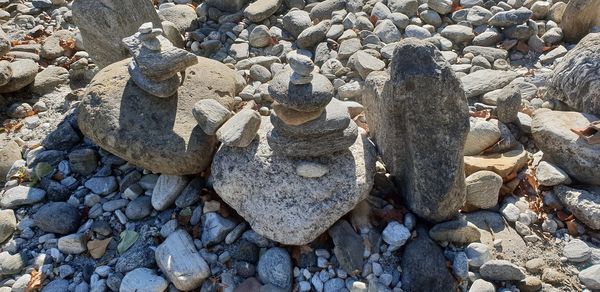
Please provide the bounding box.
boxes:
[151,174,188,211]
[488,8,532,27]
[531,110,600,185]
[192,99,232,136]
[461,69,519,98]
[270,99,350,137]
[464,118,501,155]
[120,268,169,292]
[348,50,386,79]
[216,109,261,148]
[0,60,39,94]
[283,9,312,38]
[271,102,324,126]
[546,33,600,116]
[78,58,236,175]
[0,209,16,243]
[464,145,529,178]
[310,0,345,20]
[155,229,210,291]
[201,212,237,246]
[563,239,592,262]
[561,0,600,42]
[327,220,364,275]
[212,117,376,245]
[33,202,81,234]
[31,66,69,95]
[72,0,163,68]
[244,0,282,23]
[297,21,330,49]
[553,185,600,230]
[480,260,526,281]
[496,83,522,124]
[429,219,481,244]
[0,186,46,209]
[364,38,469,223]
[401,226,458,291]
[257,247,292,290]
[465,211,527,264]
[269,69,334,112]
[465,171,503,210]
[57,233,87,254]
[579,265,600,290]
[0,140,21,182]
[535,161,571,186]
[267,120,358,157]
[158,5,197,33]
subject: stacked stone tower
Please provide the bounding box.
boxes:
[267,51,358,157]
[122,22,197,98]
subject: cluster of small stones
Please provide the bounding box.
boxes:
[0,0,600,292]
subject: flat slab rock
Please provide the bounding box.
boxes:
[78,57,237,175]
[211,117,376,245]
[465,211,528,265]
[532,109,600,185]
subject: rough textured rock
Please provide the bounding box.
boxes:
[465,171,503,210]
[72,0,163,68]
[480,260,526,281]
[212,117,376,245]
[0,209,16,243]
[155,229,210,291]
[327,220,364,275]
[192,99,233,135]
[158,5,197,33]
[0,140,21,182]
[553,185,600,230]
[546,33,600,116]
[401,226,457,292]
[429,219,481,244]
[532,110,600,185]
[461,69,519,98]
[78,58,236,175]
[364,38,469,223]
[465,211,528,264]
[33,202,81,235]
[464,118,501,155]
[0,186,46,209]
[244,0,282,23]
[561,0,600,42]
[0,60,39,94]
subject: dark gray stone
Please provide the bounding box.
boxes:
[327,220,364,276]
[206,0,248,12]
[267,120,358,157]
[488,8,532,27]
[116,239,156,273]
[33,202,81,234]
[269,69,334,112]
[68,148,98,176]
[175,177,205,208]
[401,226,457,292]
[125,196,153,220]
[257,247,292,290]
[496,83,522,124]
[201,212,237,247]
[42,120,81,151]
[363,38,469,223]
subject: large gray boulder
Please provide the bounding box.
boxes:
[532,109,600,186]
[561,0,600,42]
[211,117,376,245]
[72,0,162,68]
[78,57,237,175]
[546,33,600,116]
[363,38,469,223]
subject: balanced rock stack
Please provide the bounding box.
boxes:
[211,52,376,245]
[267,51,358,157]
[122,22,198,98]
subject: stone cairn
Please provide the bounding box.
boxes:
[122,22,197,98]
[267,50,358,158]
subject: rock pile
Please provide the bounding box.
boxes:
[122,22,198,98]
[267,51,358,157]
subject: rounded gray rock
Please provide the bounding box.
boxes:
[257,247,292,290]
[268,69,334,112]
[33,202,81,234]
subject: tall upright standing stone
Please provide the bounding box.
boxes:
[72,0,163,68]
[364,38,470,222]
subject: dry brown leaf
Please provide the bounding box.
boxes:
[26,268,43,292]
[87,238,112,259]
[565,220,578,236]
